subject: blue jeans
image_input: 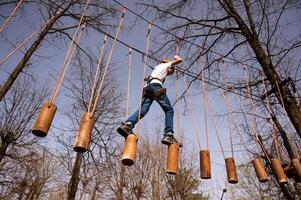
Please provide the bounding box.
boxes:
[126,83,174,133]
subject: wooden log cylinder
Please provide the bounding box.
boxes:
[252,158,268,183]
[32,102,57,137]
[166,143,179,175]
[74,112,95,153]
[271,158,288,184]
[121,134,138,166]
[292,158,301,179]
[225,157,238,184]
[200,150,211,179]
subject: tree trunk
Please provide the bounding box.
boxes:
[222,0,301,139]
[271,114,296,159]
[0,13,62,101]
[67,152,83,200]
[0,139,9,164]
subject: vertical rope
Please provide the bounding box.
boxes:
[0,14,57,66]
[50,0,90,103]
[271,128,281,159]
[233,122,253,161]
[91,8,127,116]
[136,22,152,137]
[0,0,23,33]
[203,82,226,159]
[175,38,181,142]
[243,66,271,163]
[200,57,209,150]
[87,34,108,113]
[50,23,86,103]
[184,78,201,149]
[221,62,234,158]
[126,48,132,119]
[236,94,268,161]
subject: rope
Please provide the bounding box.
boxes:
[203,81,226,159]
[260,74,290,160]
[233,121,253,162]
[136,22,152,137]
[175,38,181,142]
[235,95,266,160]
[0,0,23,33]
[39,0,264,103]
[184,78,201,149]
[50,23,85,103]
[87,34,108,114]
[0,14,58,66]
[126,47,132,119]
[50,0,90,103]
[91,8,127,116]
[242,66,271,163]
[200,56,209,150]
[220,62,234,158]
[270,128,281,159]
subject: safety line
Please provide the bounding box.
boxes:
[39,0,263,103]
[111,0,263,73]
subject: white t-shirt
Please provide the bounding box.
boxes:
[149,62,173,84]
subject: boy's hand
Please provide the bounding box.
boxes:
[172,55,182,65]
[174,55,182,62]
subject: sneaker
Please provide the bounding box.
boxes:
[161,132,183,147]
[117,122,133,138]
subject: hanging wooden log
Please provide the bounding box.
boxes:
[122,134,138,166]
[166,143,179,175]
[73,112,95,153]
[32,102,57,137]
[200,150,211,179]
[225,157,238,184]
[252,158,268,183]
[271,158,288,184]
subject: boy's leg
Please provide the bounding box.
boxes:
[155,93,180,145]
[117,97,153,137]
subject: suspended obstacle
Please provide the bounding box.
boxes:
[225,157,238,184]
[32,1,88,137]
[122,134,138,166]
[252,158,269,183]
[74,112,95,152]
[200,150,211,179]
[32,102,57,137]
[271,158,288,184]
[166,143,180,175]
